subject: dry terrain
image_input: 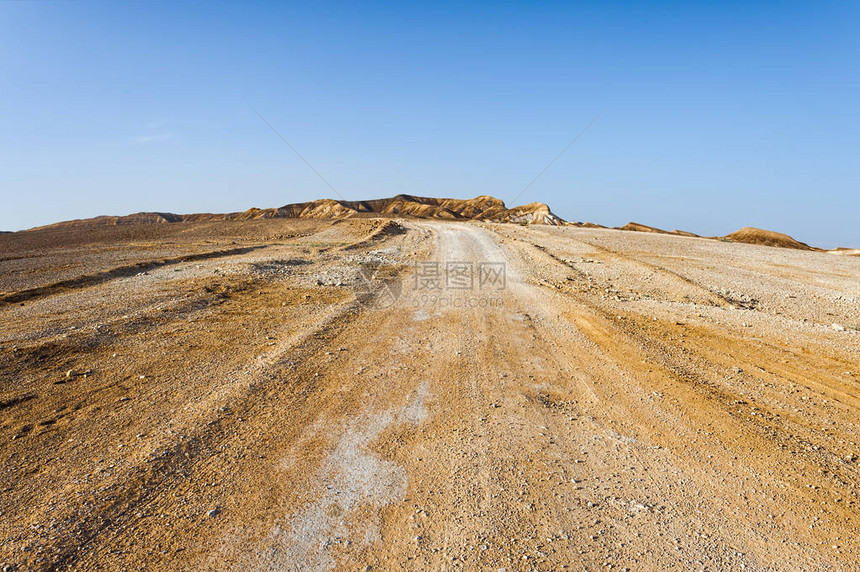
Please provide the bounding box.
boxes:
[1,218,859,571]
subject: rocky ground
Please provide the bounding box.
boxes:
[0,218,858,571]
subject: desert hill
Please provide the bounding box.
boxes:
[618,222,670,234]
[32,194,564,230]
[614,222,826,251]
[827,248,860,256]
[566,221,607,229]
[617,222,700,237]
[722,227,816,251]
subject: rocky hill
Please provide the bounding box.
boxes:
[32,194,565,229]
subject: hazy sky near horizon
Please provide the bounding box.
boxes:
[1,1,858,247]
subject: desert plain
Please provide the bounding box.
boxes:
[1,214,859,571]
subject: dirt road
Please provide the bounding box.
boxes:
[1,220,858,570]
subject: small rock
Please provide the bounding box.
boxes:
[207,507,221,518]
[832,323,846,332]
[846,454,857,463]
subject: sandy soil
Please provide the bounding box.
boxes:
[1,219,858,571]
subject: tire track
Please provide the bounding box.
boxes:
[0,245,270,307]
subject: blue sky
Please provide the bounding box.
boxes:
[1,1,858,247]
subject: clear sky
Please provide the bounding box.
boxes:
[1,1,858,247]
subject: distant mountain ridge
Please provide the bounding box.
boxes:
[23,196,853,253]
[32,194,564,229]
[614,222,822,251]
